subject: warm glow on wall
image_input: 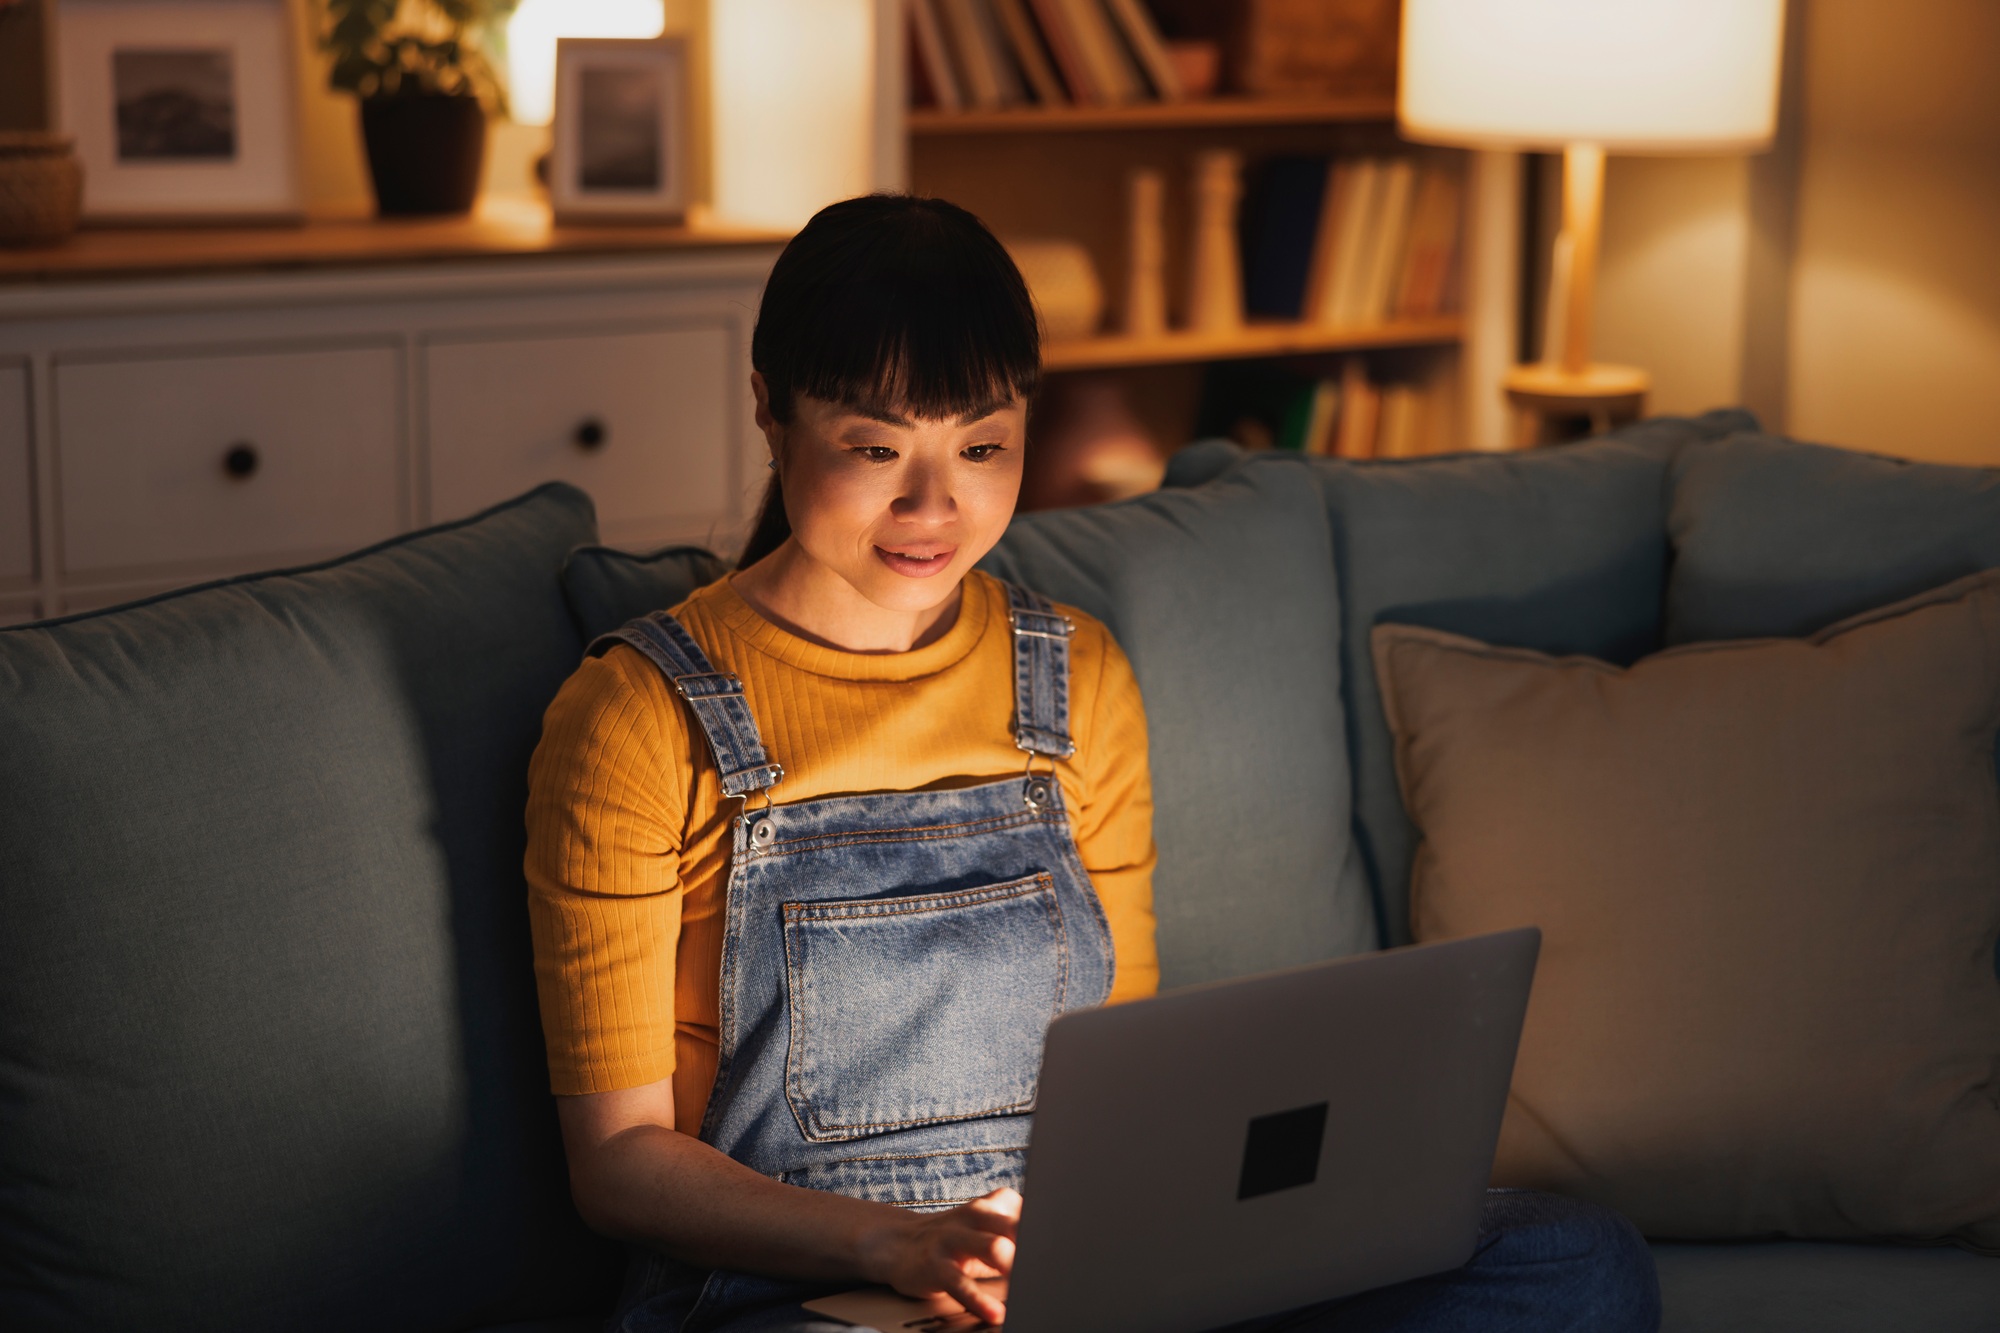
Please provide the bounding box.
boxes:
[709,0,876,231]
[507,0,665,126]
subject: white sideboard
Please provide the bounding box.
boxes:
[0,234,782,625]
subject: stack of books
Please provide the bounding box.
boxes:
[1239,155,1463,328]
[1198,357,1436,461]
[909,0,1184,110]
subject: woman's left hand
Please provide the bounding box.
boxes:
[856,1186,1021,1325]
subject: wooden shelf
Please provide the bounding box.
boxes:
[909,95,1399,135]
[1042,317,1461,371]
[0,197,789,286]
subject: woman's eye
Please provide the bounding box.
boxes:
[963,443,1006,462]
[855,446,897,462]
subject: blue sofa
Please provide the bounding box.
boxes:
[2,411,1996,1330]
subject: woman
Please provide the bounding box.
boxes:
[526,195,1659,1333]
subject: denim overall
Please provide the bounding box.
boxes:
[594,582,1116,1333]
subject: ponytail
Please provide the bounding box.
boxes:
[737,474,791,570]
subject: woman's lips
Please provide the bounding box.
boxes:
[874,545,957,578]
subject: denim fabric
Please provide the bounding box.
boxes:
[1218,1191,1660,1333]
[604,584,1116,1332]
[602,612,785,797]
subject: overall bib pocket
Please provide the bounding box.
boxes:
[782,873,1069,1142]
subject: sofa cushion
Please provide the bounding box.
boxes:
[0,486,620,1331]
[980,464,1374,987]
[1211,411,1750,944]
[1666,433,2000,644]
[561,542,726,642]
[1652,1241,2000,1333]
[1374,570,2000,1248]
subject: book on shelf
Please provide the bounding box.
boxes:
[1026,0,1100,103]
[1355,156,1417,325]
[936,0,999,109]
[982,0,1034,105]
[1331,357,1379,458]
[990,0,1068,105]
[1376,381,1425,459]
[1307,157,1378,326]
[909,0,964,111]
[1103,0,1184,100]
[1394,168,1462,319]
[1300,377,1341,456]
[1061,0,1146,104]
[918,0,1184,111]
[1285,156,1462,329]
[1196,357,1438,461]
[1240,156,1332,320]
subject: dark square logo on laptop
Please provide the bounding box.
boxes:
[1237,1101,1329,1200]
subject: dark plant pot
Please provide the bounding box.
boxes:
[360,94,486,217]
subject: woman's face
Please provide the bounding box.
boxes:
[762,383,1027,616]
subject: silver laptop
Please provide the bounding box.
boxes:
[806,927,1540,1333]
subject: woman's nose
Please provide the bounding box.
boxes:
[891,459,956,522]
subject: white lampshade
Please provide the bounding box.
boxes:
[1399,0,1785,152]
[710,0,876,231]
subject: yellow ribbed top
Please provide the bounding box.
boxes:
[526,570,1159,1127]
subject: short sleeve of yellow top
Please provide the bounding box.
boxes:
[525,569,1160,1129]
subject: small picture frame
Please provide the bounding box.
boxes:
[550,36,688,225]
[52,0,304,223]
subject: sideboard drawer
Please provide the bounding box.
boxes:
[1,361,33,587]
[54,344,403,576]
[425,323,735,546]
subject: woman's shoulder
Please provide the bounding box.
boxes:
[570,576,734,701]
[539,632,693,772]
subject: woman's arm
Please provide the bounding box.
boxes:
[1070,619,1161,1003]
[557,1081,1018,1324]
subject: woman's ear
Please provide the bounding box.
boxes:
[751,372,782,456]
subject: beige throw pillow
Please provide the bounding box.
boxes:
[1372,569,2000,1249]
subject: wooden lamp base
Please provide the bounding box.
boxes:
[1503,362,1649,448]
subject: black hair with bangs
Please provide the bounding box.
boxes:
[739,194,1039,568]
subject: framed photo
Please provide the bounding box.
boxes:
[550,37,688,224]
[53,0,303,222]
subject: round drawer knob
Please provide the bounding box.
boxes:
[221,443,259,480]
[573,417,608,451]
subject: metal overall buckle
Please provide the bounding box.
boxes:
[1022,750,1055,810]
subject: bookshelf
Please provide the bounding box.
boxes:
[908,95,1401,135]
[1043,316,1463,372]
[897,0,1481,496]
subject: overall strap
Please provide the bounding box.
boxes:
[1004,582,1076,760]
[590,613,784,798]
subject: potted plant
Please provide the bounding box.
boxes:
[320,0,515,217]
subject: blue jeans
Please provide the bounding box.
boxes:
[667,1189,1659,1333]
[1216,1189,1660,1333]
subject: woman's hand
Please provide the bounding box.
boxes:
[560,1084,1022,1322]
[858,1187,1021,1325]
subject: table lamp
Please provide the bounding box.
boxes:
[1399,0,1786,442]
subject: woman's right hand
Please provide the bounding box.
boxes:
[858,1187,1021,1326]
